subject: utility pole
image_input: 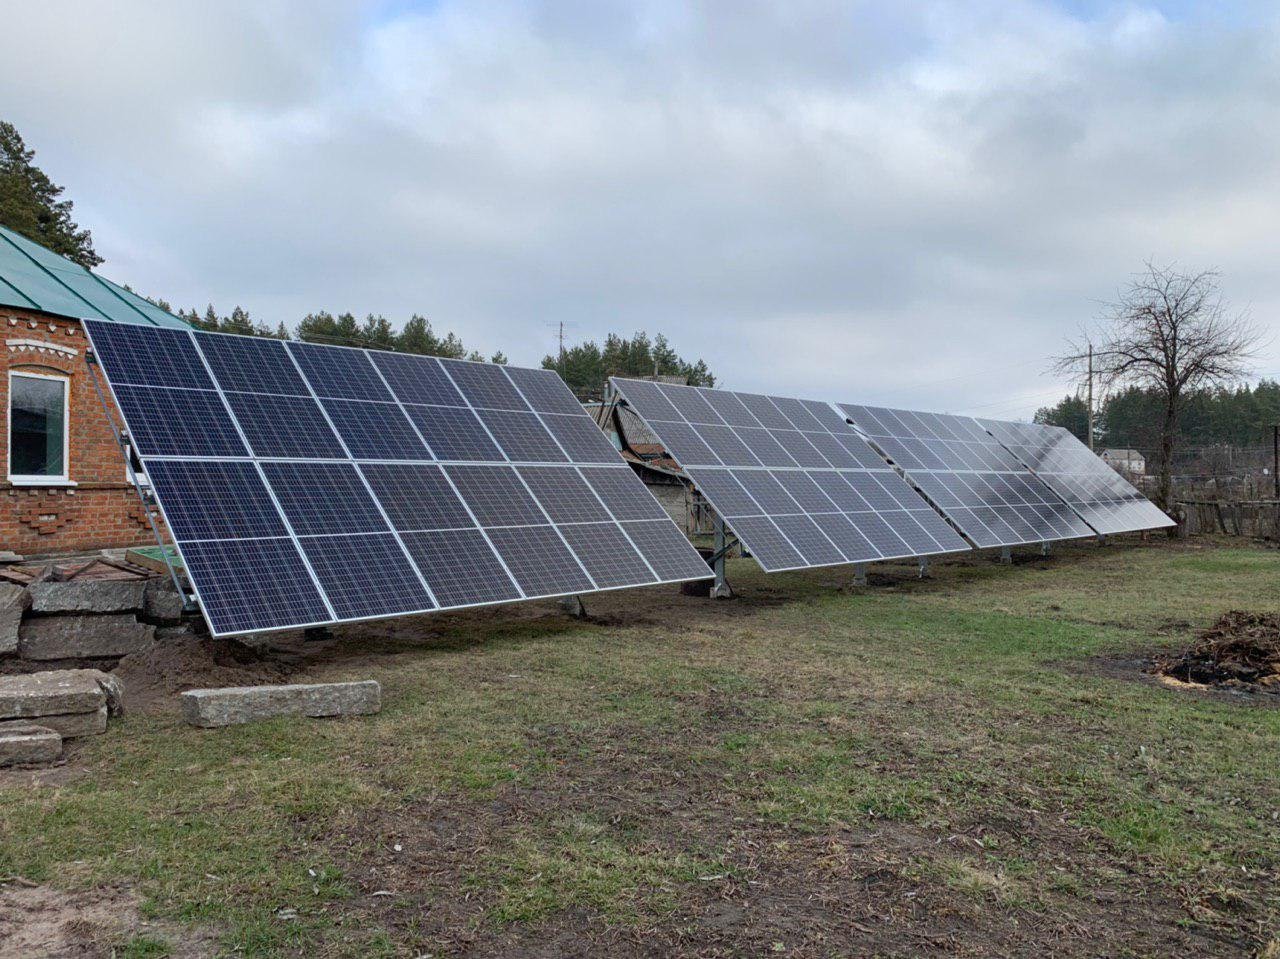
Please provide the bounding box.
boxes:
[1086,342,1095,453]
[557,321,566,376]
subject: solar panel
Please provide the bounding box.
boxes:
[977,419,1174,535]
[611,379,970,572]
[85,321,710,636]
[839,405,1096,548]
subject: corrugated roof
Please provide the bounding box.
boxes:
[0,224,190,329]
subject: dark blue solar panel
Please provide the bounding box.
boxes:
[147,461,287,541]
[87,323,213,389]
[370,352,466,406]
[443,360,529,411]
[404,405,504,461]
[298,533,434,619]
[180,537,331,635]
[260,462,389,535]
[360,463,476,531]
[478,410,568,463]
[486,525,594,596]
[443,465,548,527]
[321,399,431,460]
[112,386,248,457]
[558,522,656,588]
[224,392,346,459]
[518,466,613,524]
[400,528,523,606]
[541,413,622,463]
[579,467,671,521]
[503,366,585,415]
[199,334,309,395]
[621,521,717,582]
[287,342,392,401]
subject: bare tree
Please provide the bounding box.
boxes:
[1055,262,1262,511]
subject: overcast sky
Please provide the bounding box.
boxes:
[5,0,1278,419]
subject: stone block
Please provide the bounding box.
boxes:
[0,705,107,739]
[143,579,185,623]
[28,578,146,614]
[0,669,106,719]
[18,614,154,660]
[0,724,62,766]
[180,681,381,728]
[0,583,30,656]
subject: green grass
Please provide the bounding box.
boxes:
[2,537,1278,956]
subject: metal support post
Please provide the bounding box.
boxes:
[710,515,733,599]
[853,563,868,587]
[1096,534,1108,547]
[999,546,1013,565]
[918,556,930,579]
[1040,541,1051,556]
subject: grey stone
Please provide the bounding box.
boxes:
[28,578,146,614]
[143,579,186,622]
[180,681,382,728]
[18,614,155,660]
[96,671,126,717]
[0,584,30,656]
[0,724,62,766]
[0,705,107,739]
[0,669,106,719]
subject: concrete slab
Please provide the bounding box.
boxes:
[28,578,146,614]
[18,615,154,660]
[180,681,381,728]
[0,724,61,766]
[0,669,106,719]
[0,705,107,739]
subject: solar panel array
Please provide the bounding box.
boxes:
[978,419,1174,535]
[84,321,710,637]
[610,378,970,571]
[838,404,1096,547]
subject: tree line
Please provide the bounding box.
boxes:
[1036,381,1280,453]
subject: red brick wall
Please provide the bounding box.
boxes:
[2,309,168,557]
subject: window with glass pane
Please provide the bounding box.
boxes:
[9,374,67,479]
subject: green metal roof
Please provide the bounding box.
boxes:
[0,224,190,329]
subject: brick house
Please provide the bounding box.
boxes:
[0,225,189,558]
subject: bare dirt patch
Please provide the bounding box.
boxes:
[0,882,216,958]
[1158,611,1280,692]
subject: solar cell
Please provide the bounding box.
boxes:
[403,405,505,461]
[978,419,1174,535]
[112,387,248,458]
[841,404,1096,548]
[370,352,466,406]
[287,342,392,401]
[614,379,971,572]
[297,533,435,620]
[260,462,389,536]
[400,528,523,607]
[477,410,569,463]
[486,525,595,596]
[223,392,346,459]
[320,399,431,460]
[85,321,709,636]
[200,335,309,396]
[558,522,657,588]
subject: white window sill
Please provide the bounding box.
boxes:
[7,478,77,488]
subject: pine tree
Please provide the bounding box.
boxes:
[0,121,102,267]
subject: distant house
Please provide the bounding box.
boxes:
[0,224,189,558]
[1101,448,1145,475]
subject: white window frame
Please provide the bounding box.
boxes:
[7,370,73,486]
